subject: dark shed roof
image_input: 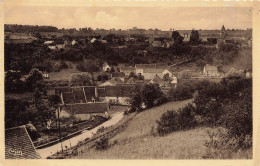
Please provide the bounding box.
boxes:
[5,125,41,159]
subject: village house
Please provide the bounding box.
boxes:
[71,39,77,46]
[44,40,54,45]
[5,125,41,159]
[148,74,164,86]
[152,40,163,47]
[57,102,109,121]
[97,85,134,105]
[42,72,49,79]
[90,37,97,43]
[203,64,220,77]
[102,62,111,72]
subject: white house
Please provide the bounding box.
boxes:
[44,40,54,45]
[203,64,220,77]
[97,85,133,105]
[71,40,77,46]
[90,38,97,43]
[102,62,111,72]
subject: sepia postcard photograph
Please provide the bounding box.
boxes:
[1,1,259,165]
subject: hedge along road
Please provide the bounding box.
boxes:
[37,112,124,159]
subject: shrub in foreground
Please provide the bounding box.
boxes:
[95,137,109,150]
[156,104,196,136]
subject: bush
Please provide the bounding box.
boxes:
[95,137,109,150]
[167,85,193,101]
[156,104,196,136]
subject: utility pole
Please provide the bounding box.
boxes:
[58,106,63,152]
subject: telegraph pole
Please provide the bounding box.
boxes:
[58,106,63,152]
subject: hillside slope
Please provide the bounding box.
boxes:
[70,99,213,159]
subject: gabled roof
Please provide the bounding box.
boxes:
[66,103,108,114]
[150,74,163,84]
[111,72,125,78]
[102,62,109,68]
[83,86,97,101]
[5,125,41,159]
[62,92,75,104]
[71,87,86,103]
[204,64,218,72]
[97,85,134,97]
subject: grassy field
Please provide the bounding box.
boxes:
[69,99,217,159]
[69,98,252,159]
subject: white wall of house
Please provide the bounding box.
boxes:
[99,97,131,105]
[103,65,111,72]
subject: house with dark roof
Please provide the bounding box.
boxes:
[58,102,109,121]
[5,125,41,159]
[97,85,134,105]
[203,64,220,77]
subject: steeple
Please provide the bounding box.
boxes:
[221,25,226,31]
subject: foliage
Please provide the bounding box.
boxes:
[167,85,193,101]
[130,86,142,112]
[69,72,94,86]
[5,70,25,93]
[25,68,43,91]
[97,73,110,81]
[95,137,109,150]
[141,84,166,108]
[172,31,184,45]
[156,104,196,136]
[189,30,200,45]
[76,61,99,73]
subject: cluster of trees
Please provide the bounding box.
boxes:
[5,81,60,134]
[5,24,58,33]
[5,68,44,93]
[129,84,167,112]
[157,76,252,153]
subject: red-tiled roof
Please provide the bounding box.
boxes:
[5,125,41,159]
[150,74,163,84]
[62,92,75,104]
[83,86,97,102]
[66,103,108,114]
[97,85,134,97]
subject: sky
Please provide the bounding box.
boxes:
[4,6,252,30]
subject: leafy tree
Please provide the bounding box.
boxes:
[25,68,43,91]
[172,31,184,45]
[70,72,93,86]
[141,84,165,108]
[163,73,170,81]
[130,87,142,112]
[189,30,200,45]
[5,70,25,93]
